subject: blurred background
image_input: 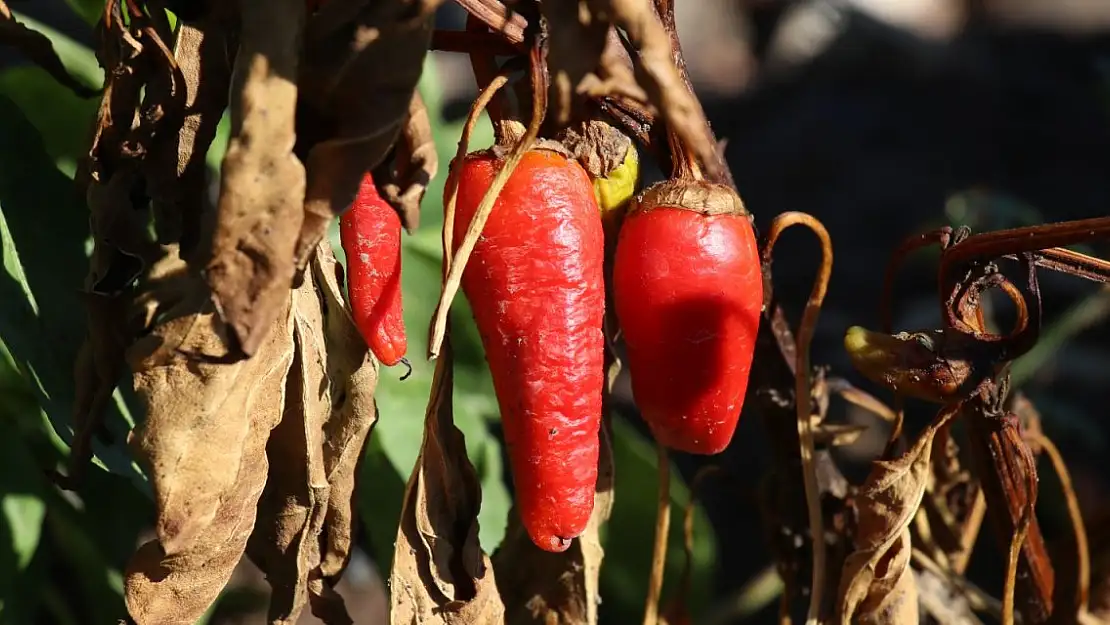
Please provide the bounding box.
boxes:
[2,0,1110,623]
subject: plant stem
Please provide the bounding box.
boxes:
[643,442,672,625]
[761,212,834,625]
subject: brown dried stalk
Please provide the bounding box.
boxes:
[429,44,548,358]
[761,212,834,625]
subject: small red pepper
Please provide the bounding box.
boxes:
[339,173,407,367]
[613,180,762,454]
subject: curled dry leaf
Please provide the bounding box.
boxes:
[205,0,307,357]
[389,340,505,625]
[376,91,438,234]
[837,404,960,625]
[69,4,205,486]
[540,0,720,178]
[556,118,634,180]
[491,421,615,625]
[293,0,436,271]
[0,2,97,98]
[144,14,237,256]
[123,246,296,625]
[70,169,160,486]
[247,242,378,625]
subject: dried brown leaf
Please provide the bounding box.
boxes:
[145,15,237,256]
[389,341,504,625]
[68,9,239,487]
[292,0,436,272]
[377,91,438,234]
[542,0,719,177]
[837,405,960,625]
[247,242,378,625]
[206,0,307,357]
[919,421,983,576]
[556,118,634,179]
[66,167,159,486]
[0,4,97,98]
[313,243,379,581]
[492,421,615,625]
[123,246,296,625]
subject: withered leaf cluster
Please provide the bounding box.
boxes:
[64,0,445,622]
[59,0,632,621]
[836,407,960,625]
[540,0,721,179]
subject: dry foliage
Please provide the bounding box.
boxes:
[295,0,438,269]
[540,0,721,179]
[377,92,439,233]
[5,0,1102,623]
[837,406,960,625]
[388,344,505,625]
[205,0,307,357]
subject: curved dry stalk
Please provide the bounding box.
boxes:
[464,14,511,138]
[429,48,548,358]
[1026,430,1090,613]
[826,377,898,424]
[1003,462,1039,625]
[644,443,672,625]
[761,211,834,625]
[439,71,511,276]
[950,271,1030,338]
[879,228,954,333]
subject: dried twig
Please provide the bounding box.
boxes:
[440,71,511,274]
[643,444,672,625]
[761,212,834,625]
[1026,430,1091,615]
[429,45,548,358]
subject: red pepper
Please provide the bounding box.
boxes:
[612,181,762,454]
[339,173,407,367]
[450,149,605,552]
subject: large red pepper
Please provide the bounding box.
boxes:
[339,173,407,366]
[450,148,605,552]
[613,180,762,454]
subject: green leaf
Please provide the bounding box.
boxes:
[0,407,47,617]
[62,0,105,26]
[0,94,145,487]
[0,66,98,174]
[1,12,98,170]
[2,495,45,571]
[2,12,102,173]
[600,417,719,623]
[9,13,103,88]
[41,494,129,624]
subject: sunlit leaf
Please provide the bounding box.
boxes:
[0,95,143,486]
[600,417,718,623]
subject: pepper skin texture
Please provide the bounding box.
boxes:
[339,173,407,366]
[613,187,762,454]
[451,149,605,553]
